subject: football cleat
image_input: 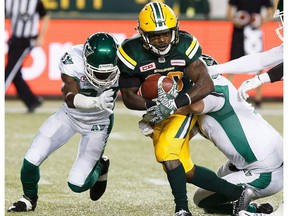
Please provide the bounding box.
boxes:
[174,209,192,216]
[7,195,37,212]
[232,187,255,216]
[90,156,110,201]
[251,203,273,214]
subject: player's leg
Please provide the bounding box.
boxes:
[193,164,282,215]
[189,164,247,214]
[67,121,112,201]
[153,113,195,215]
[8,108,76,212]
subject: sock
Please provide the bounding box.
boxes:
[21,159,39,201]
[190,165,242,201]
[198,193,233,214]
[166,163,189,212]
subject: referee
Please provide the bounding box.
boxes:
[5,0,50,113]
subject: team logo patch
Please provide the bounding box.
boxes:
[140,62,156,72]
[61,52,73,64]
[91,125,105,131]
[171,59,185,66]
[80,75,88,82]
[158,56,166,63]
[84,42,94,57]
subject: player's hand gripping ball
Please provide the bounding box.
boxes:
[139,74,174,99]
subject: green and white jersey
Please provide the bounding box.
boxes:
[58,45,119,125]
[198,75,283,173]
[117,31,202,93]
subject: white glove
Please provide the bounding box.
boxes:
[237,76,262,101]
[95,89,114,113]
[138,118,154,137]
[73,89,114,113]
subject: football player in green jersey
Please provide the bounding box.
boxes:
[117,2,249,215]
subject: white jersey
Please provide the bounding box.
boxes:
[58,45,119,125]
[198,75,283,173]
[208,44,283,76]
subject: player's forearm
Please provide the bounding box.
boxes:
[267,63,283,83]
[186,77,214,105]
[121,90,146,110]
[209,45,283,76]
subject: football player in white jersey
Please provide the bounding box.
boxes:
[140,54,283,216]
[188,74,283,215]
[207,0,283,101]
[7,32,120,212]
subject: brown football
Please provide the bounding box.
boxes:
[139,74,173,99]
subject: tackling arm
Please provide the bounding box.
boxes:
[208,45,283,76]
[181,59,214,107]
[237,62,283,101]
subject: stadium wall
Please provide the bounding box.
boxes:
[5,19,282,98]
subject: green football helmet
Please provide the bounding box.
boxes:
[274,0,284,41]
[83,32,119,89]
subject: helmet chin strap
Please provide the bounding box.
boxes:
[151,44,171,55]
[145,30,176,56]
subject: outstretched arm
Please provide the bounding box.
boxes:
[208,45,283,76]
[237,62,283,101]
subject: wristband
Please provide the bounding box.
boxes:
[73,93,97,110]
[257,73,270,84]
[175,93,191,108]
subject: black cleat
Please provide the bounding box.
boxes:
[7,195,37,212]
[251,202,274,214]
[233,187,254,216]
[90,156,110,201]
[174,209,192,216]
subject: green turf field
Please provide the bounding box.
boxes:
[5,100,283,216]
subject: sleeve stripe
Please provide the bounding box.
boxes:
[185,37,200,59]
[117,46,137,70]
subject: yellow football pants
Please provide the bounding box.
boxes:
[152,113,198,173]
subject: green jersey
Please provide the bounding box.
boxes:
[117,31,202,94]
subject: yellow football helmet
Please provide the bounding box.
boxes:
[137,2,179,55]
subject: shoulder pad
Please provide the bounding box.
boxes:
[200,54,219,66]
[117,35,142,71]
[59,45,84,76]
[178,31,202,60]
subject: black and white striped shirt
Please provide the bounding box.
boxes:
[5,0,47,38]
